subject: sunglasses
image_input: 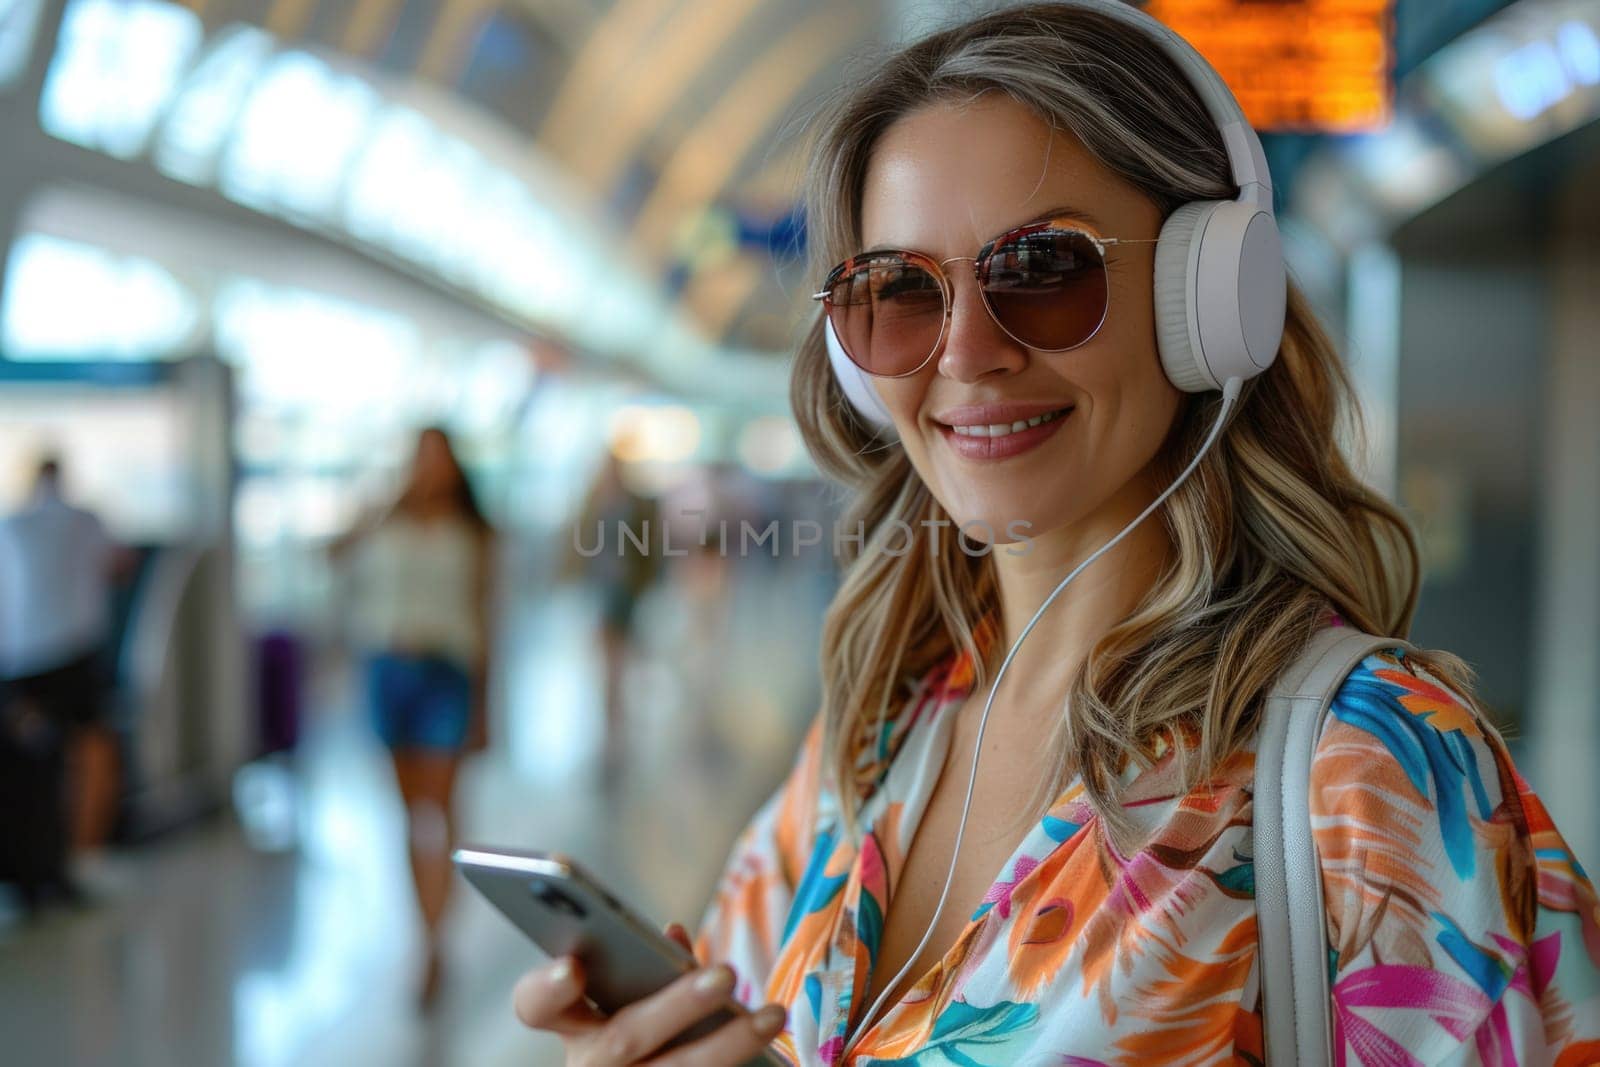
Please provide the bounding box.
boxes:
[812,218,1158,378]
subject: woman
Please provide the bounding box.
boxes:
[333,425,495,1009]
[510,5,1600,1064]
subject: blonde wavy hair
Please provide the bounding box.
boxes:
[789,3,1488,853]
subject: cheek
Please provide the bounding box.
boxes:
[1092,295,1175,405]
[872,377,953,494]
[870,374,931,438]
[1100,367,1182,467]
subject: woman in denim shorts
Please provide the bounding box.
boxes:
[333,425,495,1010]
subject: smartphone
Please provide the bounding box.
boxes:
[453,845,786,1066]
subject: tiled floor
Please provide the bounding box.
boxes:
[0,560,833,1066]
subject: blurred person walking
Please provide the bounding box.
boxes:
[563,447,661,781]
[0,455,129,915]
[330,426,496,1010]
[660,464,740,763]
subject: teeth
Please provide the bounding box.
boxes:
[951,408,1068,437]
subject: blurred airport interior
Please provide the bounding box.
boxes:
[0,0,1598,1063]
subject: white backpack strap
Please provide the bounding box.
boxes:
[1254,624,1413,1064]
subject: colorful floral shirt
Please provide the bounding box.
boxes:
[693,618,1600,1065]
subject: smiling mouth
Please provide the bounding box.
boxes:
[942,406,1072,438]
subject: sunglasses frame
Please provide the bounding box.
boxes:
[812,218,1160,378]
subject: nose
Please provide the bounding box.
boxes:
[935,263,1028,382]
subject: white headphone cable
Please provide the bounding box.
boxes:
[841,376,1244,1056]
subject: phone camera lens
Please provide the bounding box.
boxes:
[528,880,587,919]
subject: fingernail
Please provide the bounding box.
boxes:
[547,957,573,985]
[693,965,733,996]
[753,1004,785,1035]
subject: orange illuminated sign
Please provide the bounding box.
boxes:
[1144,0,1394,132]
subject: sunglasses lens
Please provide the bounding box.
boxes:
[825,255,945,376]
[982,229,1108,350]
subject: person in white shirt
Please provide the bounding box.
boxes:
[0,456,131,911]
[330,426,496,1010]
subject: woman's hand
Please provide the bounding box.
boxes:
[511,923,787,1065]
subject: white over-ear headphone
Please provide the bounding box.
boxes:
[823,0,1286,439]
[836,2,1287,1051]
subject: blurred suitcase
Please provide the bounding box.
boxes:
[0,684,69,890]
[256,630,304,755]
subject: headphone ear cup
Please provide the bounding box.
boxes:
[824,316,899,439]
[1154,199,1288,393]
[1153,200,1222,393]
[1224,201,1287,379]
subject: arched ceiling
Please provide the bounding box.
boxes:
[168,0,895,354]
